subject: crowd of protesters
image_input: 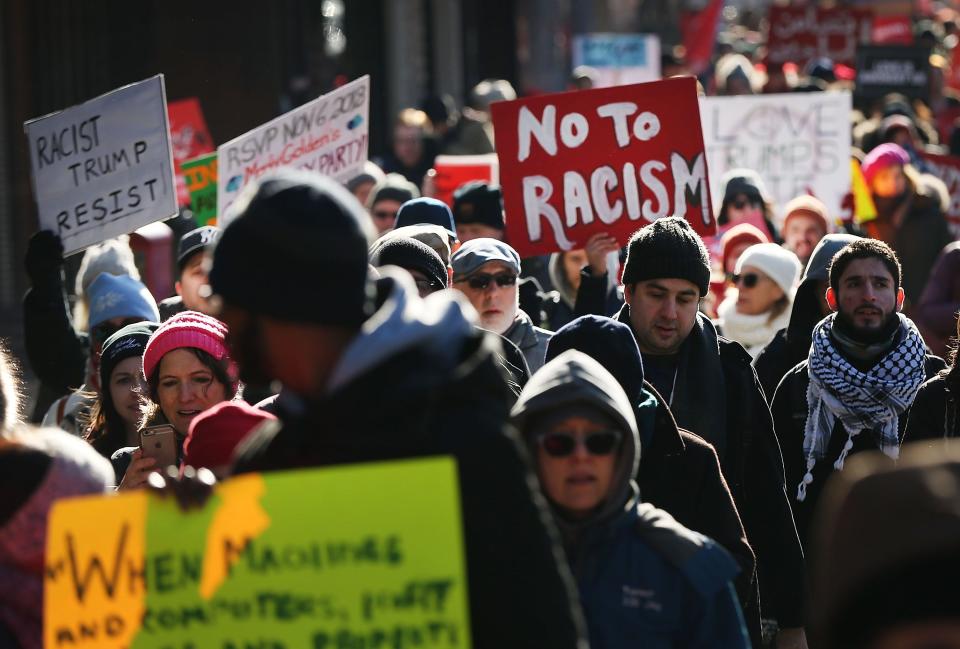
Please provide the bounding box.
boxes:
[4,15,960,649]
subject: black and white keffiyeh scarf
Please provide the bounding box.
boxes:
[797,313,926,501]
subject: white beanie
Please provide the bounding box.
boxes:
[736,243,801,295]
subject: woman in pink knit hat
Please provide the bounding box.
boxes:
[117,311,238,489]
[860,142,952,307]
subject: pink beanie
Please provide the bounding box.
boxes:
[142,311,234,386]
[861,143,910,185]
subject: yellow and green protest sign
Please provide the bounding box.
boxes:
[182,152,218,226]
[44,458,470,649]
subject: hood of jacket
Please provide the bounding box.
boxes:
[511,350,644,531]
[327,268,476,393]
[548,252,577,309]
[786,234,859,343]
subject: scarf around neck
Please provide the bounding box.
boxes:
[797,313,926,501]
[716,294,791,358]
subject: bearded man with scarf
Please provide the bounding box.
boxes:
[771,239,945,554]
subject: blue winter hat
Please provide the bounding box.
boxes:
[450,238,521,280]
[545,315,645,402]
[87,273,160,328]
[395,197,456,238]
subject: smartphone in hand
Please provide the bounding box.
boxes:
[140,424,178,470]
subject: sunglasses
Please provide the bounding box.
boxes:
[732,272,761,288]
[457,272,518,290]
[537,430,622,457]
[730,198,761,210]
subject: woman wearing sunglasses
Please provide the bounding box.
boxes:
[716,243,801,359]
[511,349,749,649]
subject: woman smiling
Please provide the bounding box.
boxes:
[116,311,238,488]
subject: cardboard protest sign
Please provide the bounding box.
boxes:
[570,34,661,87]
[855,46,931,102]
[432,154,499,209]
[920,153,960,238]
[182,152,218,226]
[168,98,215,206]
[765,6,873,67]
[24,75,178,256]
[700,91,852,225]
[218,75,369,226]
[45,458,471,649]
[491,76,714,258]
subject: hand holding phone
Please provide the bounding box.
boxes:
[140,424,178,470]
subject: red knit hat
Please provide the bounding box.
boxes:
[181,400,275,472]
[720,223,770,273]
[142,311,235,388]
[781,194,832,237]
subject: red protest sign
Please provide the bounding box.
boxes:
[921,153,960,239]
[431,154,499,208]
[490,76,714,258]
[765,6,873,68]
[168,98,215,206]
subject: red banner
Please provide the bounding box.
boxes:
[920,153,960,239]
[490,77,714,258]
[766,6,873,68]
[168,98,215,206]
[431,154,498,208]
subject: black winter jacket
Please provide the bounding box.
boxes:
[640,382,761,646]
[903,364,960,444]
[771,351,946,553]
[617,306,806,628]
[232,277,588,649]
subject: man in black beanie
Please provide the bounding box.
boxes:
[204,169,588,649]
[453,181,505,242]
[617,216,807,649]
[369,236,448,297]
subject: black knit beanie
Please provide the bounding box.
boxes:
[452,182,505,230]
[621,217,710,296]
[372,236,448,290]
[210,169,376,327]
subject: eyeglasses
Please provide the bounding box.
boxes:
[732,272,761,288]
[730,198,762,210]
[537,430,622,457]
[456,272,518,290]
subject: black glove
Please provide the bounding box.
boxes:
[24,230,64,287]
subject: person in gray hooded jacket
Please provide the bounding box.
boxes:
[512,349,749,649]
[753,234,859,402]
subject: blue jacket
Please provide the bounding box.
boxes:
[511,350,749,649]
[573,500,747,649]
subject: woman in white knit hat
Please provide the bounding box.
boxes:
[715,243,802,358]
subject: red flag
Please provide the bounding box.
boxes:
[681,0,724,75]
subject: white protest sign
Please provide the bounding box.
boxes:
[218,75,369,225]
[24,75,177,256]
[571,34,661,87]
[700,91,852,224]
